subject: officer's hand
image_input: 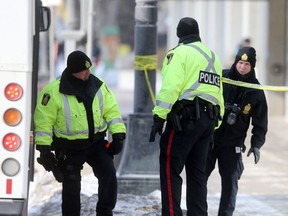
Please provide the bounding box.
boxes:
[51,165,64,183]
[105,133,125,155]
[149,115,165,142]
[37,148,57,171]
[247,147,260,164]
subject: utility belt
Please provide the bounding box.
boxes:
[167,97,220,131]
[51,131,106,150]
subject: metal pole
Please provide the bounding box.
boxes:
[134,0,158,113]
[285,0,288,120]
[116,0,159,195]
[86,0,94,58]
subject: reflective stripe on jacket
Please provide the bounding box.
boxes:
[34,79,126,146]
[152,41,224,121]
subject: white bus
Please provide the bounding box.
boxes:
[0,0,50,215]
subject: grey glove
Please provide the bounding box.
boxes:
[247,147,260,164]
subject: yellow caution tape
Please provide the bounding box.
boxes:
[134,55,157,71]
[134,54,288,107]
[222,77,288,92]
[135,55,159,105]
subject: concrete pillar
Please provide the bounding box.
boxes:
[285,1,288,120]
[267,0,286,116]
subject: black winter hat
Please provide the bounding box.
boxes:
[177,17,199,38]
[235,46,256,68]
[66,50,92,73]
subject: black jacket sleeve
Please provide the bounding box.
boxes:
[250,90,268,149]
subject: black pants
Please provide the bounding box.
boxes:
[159,111,215,216]
[59,139,117,216]
[206,146,244,216]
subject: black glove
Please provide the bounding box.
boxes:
[37,147,57,171]
[105,133,125,155]
[247,147,260,164]
[36,146,64,182]
[149,115,165,142]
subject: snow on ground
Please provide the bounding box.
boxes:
[28,168,163,216]
[28,149,163,216]
[28,169,288,216]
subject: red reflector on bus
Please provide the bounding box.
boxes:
[4,108,22,126]
[3,133,21,151]
[4,83,23,101]
[6,179,12,194]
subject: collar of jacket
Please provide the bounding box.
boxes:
[59,69,103,100]
[178,34,201,44]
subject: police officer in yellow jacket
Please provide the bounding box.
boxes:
[34,50,126,216]
[149,17,224,216]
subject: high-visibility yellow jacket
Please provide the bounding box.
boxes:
[152,41,224,127]
[34,76,126,147]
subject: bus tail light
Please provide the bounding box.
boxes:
[3,108,22,126]
[3,133,21,151]
[4,83,23,101]
[1,158,20,177]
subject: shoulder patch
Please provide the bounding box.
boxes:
[41,93,51,106]
[166,53,174,65]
